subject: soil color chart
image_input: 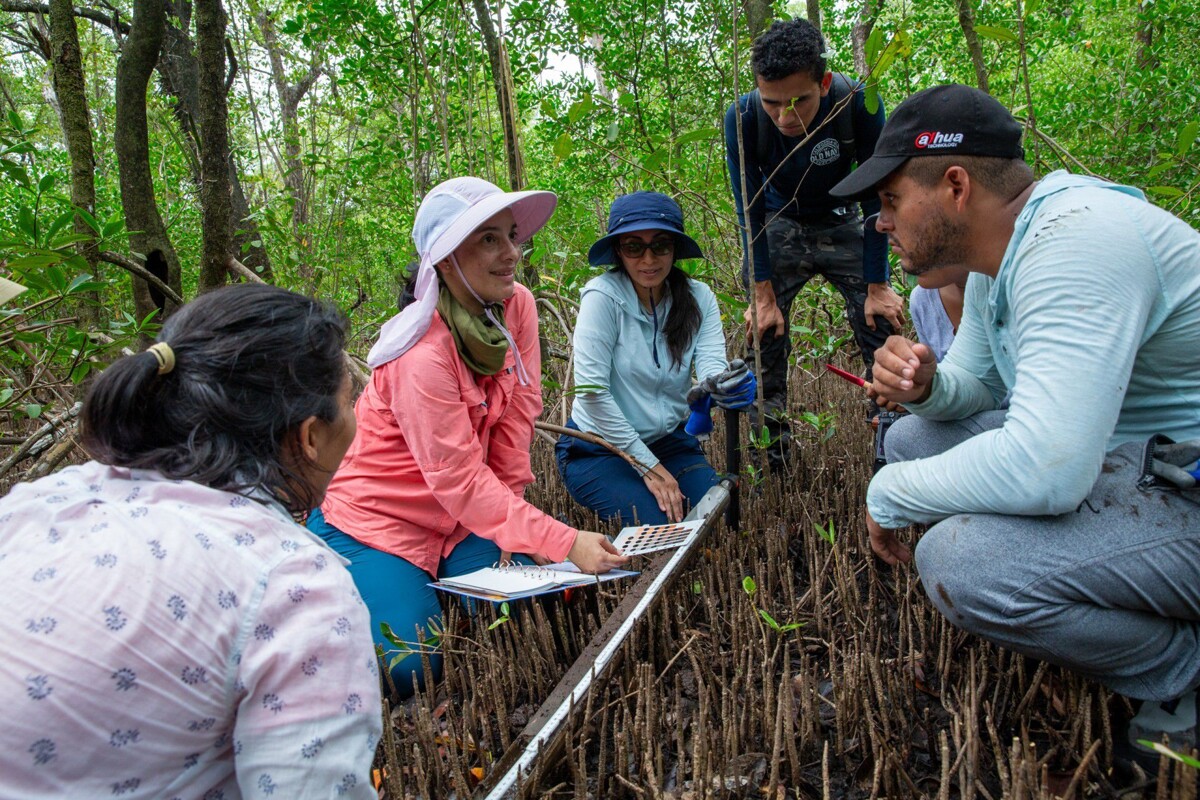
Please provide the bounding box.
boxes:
[612,519,704,556]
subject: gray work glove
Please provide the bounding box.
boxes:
[687,359,757,410]
[1149,437,1200,489]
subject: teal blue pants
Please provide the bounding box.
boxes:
[306,507,533,698]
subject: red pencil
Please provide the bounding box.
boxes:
[824,363,868,388]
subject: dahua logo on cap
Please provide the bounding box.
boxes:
[914,131,965,149]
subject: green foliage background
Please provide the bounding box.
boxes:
[0,0,1197,425]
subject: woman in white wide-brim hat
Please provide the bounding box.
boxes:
[308,177,627,697]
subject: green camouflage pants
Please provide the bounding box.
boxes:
[744,209,894,464]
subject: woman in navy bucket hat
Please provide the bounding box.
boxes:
[557,192,756,524]
[585,191,706,265]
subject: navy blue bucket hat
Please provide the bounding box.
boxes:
[587,191,705,267]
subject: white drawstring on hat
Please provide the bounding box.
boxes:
[449,253,531,385]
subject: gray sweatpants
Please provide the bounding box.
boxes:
[885,413,1200,702]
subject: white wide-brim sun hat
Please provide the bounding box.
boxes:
[367,177,557,369]
[0,276,27,307]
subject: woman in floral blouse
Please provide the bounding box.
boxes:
[0,284,381,799]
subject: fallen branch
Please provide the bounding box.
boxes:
[25,428,79,480]
[99,251,185,306]
[540,339,569,362]
[534,420,659,479]
[89,331,137,357]
[0,401,82,480]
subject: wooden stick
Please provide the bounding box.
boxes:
[99,251,185,306]
[227,256,267,284]
[534,420,660,480]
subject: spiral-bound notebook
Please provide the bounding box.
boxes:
[432,561,638,602]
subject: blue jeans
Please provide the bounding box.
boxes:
[306,507,532,699]
[887,413,1200,701]
[555,419,718,526]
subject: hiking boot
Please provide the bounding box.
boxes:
[1113,689,1198,785]
[1129,691,1197,754]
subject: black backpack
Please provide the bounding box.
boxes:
[752,71,859,171]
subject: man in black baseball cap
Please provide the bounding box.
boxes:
[845,83,1200,780]
[830,83,1025,202]
[830,84,1036,288]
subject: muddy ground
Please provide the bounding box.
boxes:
[376,370,1192,799]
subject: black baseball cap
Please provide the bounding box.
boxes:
[830,84,1025,201]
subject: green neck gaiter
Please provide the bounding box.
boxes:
[437,285,509,376]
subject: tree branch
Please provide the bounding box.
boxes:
[99,250,185,305]
[295,61,322,102]
[223,35,237,93]
[0,0,128,33]
[955,0,989,92]
[534,421,660,479]
[344,352,369,393]
[1017,119,1102,178]
[227,255,266,283]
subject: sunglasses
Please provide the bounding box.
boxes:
[618,238,675,258]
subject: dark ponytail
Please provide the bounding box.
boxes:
[661,266,701,370]
[397,262,421,310]
[81,284,348,514]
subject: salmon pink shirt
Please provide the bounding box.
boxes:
[321,283,577,575]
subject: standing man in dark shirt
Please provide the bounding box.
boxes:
[725,19,905,469]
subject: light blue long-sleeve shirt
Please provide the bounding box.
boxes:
[570,269,730,470]
[909,284,957,362]
[869,170,1200,528]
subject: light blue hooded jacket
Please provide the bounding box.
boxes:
[570,269,729,470]
[869,170,1200,528]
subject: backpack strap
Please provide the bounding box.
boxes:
[752,76,859,176]
[752,88,773,177]
[826,72,859,166]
